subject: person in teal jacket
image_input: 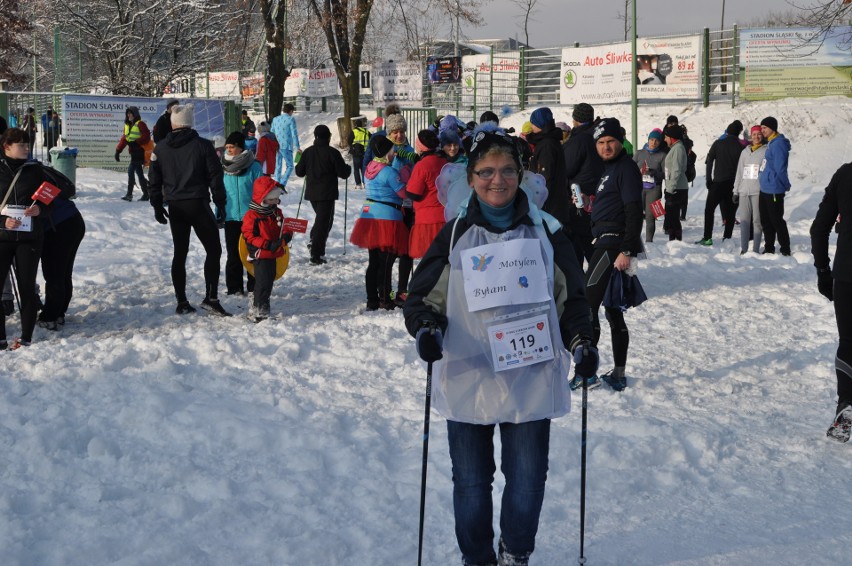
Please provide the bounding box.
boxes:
[220,131,263,295]
[758,116,792,255]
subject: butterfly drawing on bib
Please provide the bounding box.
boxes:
[471,254,494,272]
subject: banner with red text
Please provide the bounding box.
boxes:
[461,53,521,110]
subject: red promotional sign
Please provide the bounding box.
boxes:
[650,198,665,219]
[282,217,308,233]
[33,182,61,205]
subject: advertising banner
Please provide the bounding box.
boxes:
[62,95,226,170]
[240,72,265,99]
[559,36,701,105]
[284,68,308,97]
[427,56,462,84]
[461,54,521,110]
[740,27,852,100]
[371,61,423,104]
[283,68,341,98]
[162,76,193,99]
[194,71,241,99]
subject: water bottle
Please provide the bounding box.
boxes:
[571,183,584,214]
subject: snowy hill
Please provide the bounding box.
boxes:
[2,96,851,565]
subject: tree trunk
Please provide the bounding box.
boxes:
[267,46,288,119]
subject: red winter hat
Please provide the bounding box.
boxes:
[253,176,284,203]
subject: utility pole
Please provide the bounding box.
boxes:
[630,0,637,151]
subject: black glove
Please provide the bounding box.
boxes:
[415,324,443,362]
[706,181,714,191]
[154,206,169,225]
[572,340,599,378]
[282,232,293,244]
[264,238,282,251]
[817,268,834,301]
[114,151,121,162]
[215,205,226,228]
[732,193,739,204]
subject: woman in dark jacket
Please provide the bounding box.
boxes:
[294,125,351,265]
[38,194,85,331]
[0,129,48,349]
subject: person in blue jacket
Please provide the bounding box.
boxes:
[758,116,792,256]
[270,103,301,187]
[220,131,263,296]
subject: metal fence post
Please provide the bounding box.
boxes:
[489,46,494,112]
[703,27,711,108]
[731,24,738,109]
[519,46,526,112]
[473,69,478,121]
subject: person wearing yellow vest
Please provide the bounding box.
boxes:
[115,106,152,202]
[347,117,370,189]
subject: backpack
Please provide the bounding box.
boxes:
[40,165,76,200]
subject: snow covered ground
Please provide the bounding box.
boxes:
[1,96,850,565]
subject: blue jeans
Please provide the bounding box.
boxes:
[447,419,550,565]
[127,160,147,188]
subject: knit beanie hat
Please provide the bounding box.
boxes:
[385,113,407,133]
[257,121,271,134]
[171,104,194,128]
[648,129,663,141]
[666,115,679,126]
[750,125,762,134]
[467,126,522,171]
[225,131,246,148]
[726,120,744,136]
[593,118,625,143]
[384,103,401,117]
[369,134,394,158]
[314,124,332,140]
[760,116,778,132]
[663,124,684,141]
[439,129,461,147]
[530,107,553,129]
[572,103,594,124]
[416,129,439,153]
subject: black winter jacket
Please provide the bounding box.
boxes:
[148,128,226,208]
[0,156,47,243]
[705,135,744,185]
[528,125,571,226]
[590,150,644,254]
[403,190,593,350]
[811,162,852,283]
[153,112,173,144]
[563,121,604,195]
[295,137,352,201]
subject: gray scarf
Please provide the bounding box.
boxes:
[222,149,256,175]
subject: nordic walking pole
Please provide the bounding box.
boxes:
[296,178,306,219]
[417,326,436,566]
[9,260,22,313]
[343,177,348,255]
[578,347,591,566]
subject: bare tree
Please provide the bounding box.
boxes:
[0,0,34,85]
[511,0,538,47]
[790,0,852,50]
[260,0,289,119]
[616,0,632,41]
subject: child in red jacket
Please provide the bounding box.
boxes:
[241,176,292,321]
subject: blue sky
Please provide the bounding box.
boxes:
[472,0,789,47]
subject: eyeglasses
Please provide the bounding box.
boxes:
[472,167,519,181]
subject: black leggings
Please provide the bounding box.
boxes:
[585,248,629,367]
[309,200,335,259]
[366,248,396,303]
[703,180,736,240]
[0,239,43,342]
[166,199,222,303]
[40,212,86,321]
[224,221,254,294]
[835,279,852,403]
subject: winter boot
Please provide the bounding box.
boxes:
[140,179,150,201]
[201,298,231,317]
[121,183,134,202]
[570,373,601,391]
[176,301,196,315]
[497,538,530,566]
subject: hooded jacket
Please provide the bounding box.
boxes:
[256,132,279,176]
[148,128,226,209]
[759,133,792,195]
[222,153,263,222]
[528,124,571,226]
[294,134,351,201]
[633,143,666,188]
[116,106,151,161]
[241,179,289,261]
[664,140,690,193]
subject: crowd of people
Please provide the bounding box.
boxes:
[2,96,848,564]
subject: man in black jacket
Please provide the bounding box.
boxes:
[810,161,852,442]
[583,118,644,392]
[527,107,571,227]
[153,100,179,144]
[563,102,604,266]
[295,124,351,265]
[697,121,745,245]
[148,104,230,316]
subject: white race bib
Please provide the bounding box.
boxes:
[487,314,554,372]
[743,164,759,180]
[461,238,550,312]
[1,205,32,232]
